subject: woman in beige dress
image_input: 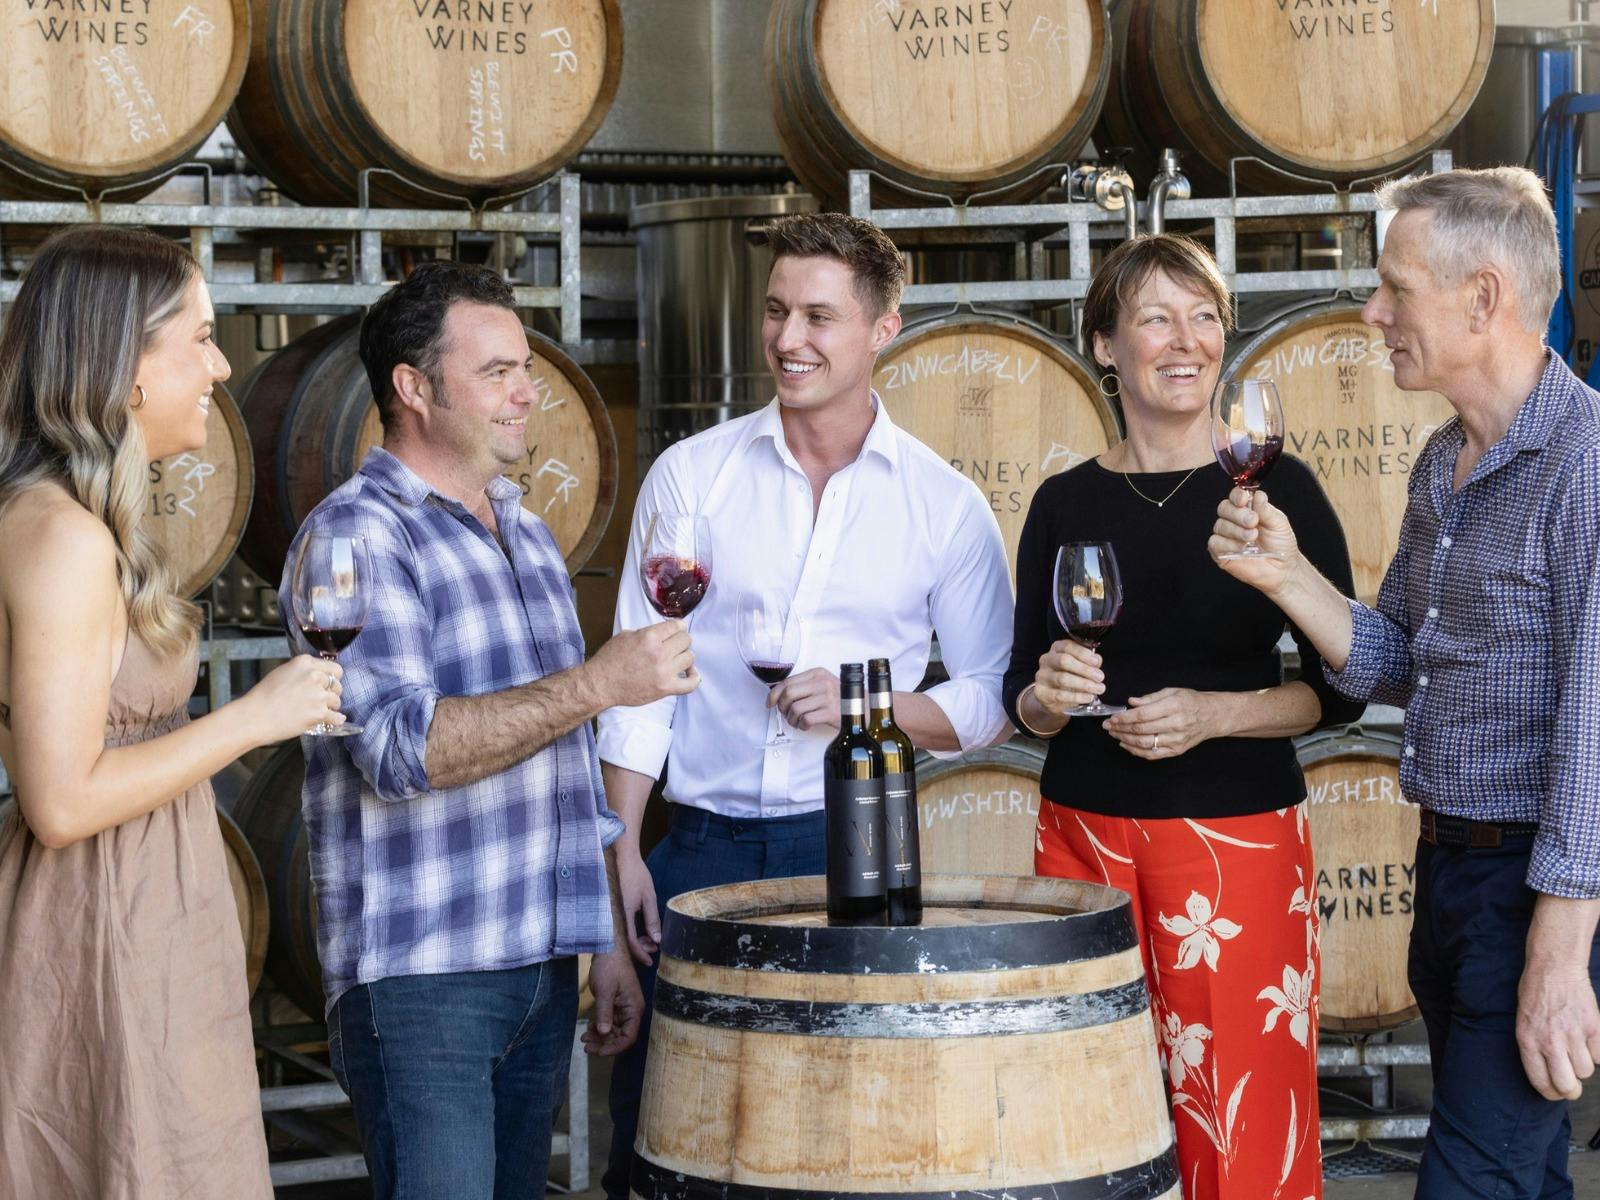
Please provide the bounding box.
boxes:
[0,226,345,1199]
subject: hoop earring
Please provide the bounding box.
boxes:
[130,384,148,410]
[1097,373,1121,399]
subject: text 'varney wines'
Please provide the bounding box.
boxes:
[825,663,887,926]
[868,658,922,926]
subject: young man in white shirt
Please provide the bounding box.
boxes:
[596,211,1015,1198]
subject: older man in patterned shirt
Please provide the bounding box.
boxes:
[281,261,699,1200]
[1213,167,1600,1199]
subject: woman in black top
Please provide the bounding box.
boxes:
[1004,235,1361,1200]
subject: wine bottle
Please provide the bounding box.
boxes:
[824,663,887,926]
[868,658,922,926]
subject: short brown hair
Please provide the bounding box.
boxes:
[1081,234,1234,353]
[765,212,906,316]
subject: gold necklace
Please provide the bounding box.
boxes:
[1121,464,1203,509]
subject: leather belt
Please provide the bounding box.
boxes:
[1418,810,1539,849]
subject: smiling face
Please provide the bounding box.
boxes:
[131,276,231,461]
[1093,267,1225,427]
[418,301,536,481]
[1361,208,1473,396]
[763,254,900,417]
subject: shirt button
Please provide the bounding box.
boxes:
[1427,607,1439,620]
[559,865,571,879]
[1404,745,1416,758]
[1441,536,1453,548]
[1418,675,1429,687]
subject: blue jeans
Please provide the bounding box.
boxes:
[328,958,578,1200]
[602,805,826,1200]
[1409,835,1600,1199]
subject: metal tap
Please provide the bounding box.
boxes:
[1146,148,1191,236]
[1066,161,1138,243]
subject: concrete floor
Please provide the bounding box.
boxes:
[279,1042,1600,1199]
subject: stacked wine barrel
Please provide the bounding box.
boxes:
[875,314,1119,585]
[236,315,618,581]
[1223,301,1457,606]
[1098,0,1494,190]
[767,0,1111,205]
[0,0,250,198]
[144,384,254,600]
[228,0,623,206]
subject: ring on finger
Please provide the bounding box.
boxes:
[325,673,337,692]
[1152,734,1161,752]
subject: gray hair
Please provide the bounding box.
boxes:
[1377,167,1559,334]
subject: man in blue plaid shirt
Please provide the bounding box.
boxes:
[1214,167,1600,1199]
[281,262,698,1200]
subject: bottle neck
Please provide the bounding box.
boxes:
[841,692,867,729]
[868,689,894,725]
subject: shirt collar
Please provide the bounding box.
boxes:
[1505,350,1571,453]
[744,392,901,474]
[358,446,522,508]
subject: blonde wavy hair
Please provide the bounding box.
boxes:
[0,226,202,657]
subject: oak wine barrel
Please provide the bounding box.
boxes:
[0,0,250,199]
[216,804,269,998]
[876,313,1120,585]
[1223,299,1456,605]
[227,0,622,207]
[231,741,323,1018]
[1297,730,1418,1033]
[236,314,617,582]
[1098,0,1493,191]
[914,739,1044,877]
[766,0,1111,206]
[145,382,253,599]
[636,874,1178,1200]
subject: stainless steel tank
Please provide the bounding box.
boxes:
[630,193,818,474]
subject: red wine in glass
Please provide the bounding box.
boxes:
[737,590,798,744]
[1053,541,1126,718]
[1212,379,1287,561]
[300,626,362,657]
[639,513,713,620]
[642,554,709,618]
[290,532,370,738]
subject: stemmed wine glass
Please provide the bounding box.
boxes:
[1053,541,1125,718]
[1212,379,1286,561]
[290,532,370,737]
[736,591,797,744]
[639,513,712,620]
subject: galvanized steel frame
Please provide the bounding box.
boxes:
[846,153,1455,308]
[0,173,584,343]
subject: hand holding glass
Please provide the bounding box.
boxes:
[1212,379,1286,561]
[1053,541,1125,718]
[290,533,370,737]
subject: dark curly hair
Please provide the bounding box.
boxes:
[359,260,516,430]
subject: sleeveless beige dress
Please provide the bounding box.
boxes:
[0,637,271,1199]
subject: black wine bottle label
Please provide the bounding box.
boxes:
[884,771,921,887]
[825,777,886,900]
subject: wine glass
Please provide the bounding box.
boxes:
[736,591,797,744]
[639,513,712,620]
[1053,541,1126,718]
[290,532,370,737]
[1212,379,1286,561]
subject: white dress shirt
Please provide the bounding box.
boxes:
[596,395,1014,818]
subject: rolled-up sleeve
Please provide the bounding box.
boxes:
[1530,449,1600,898]
[923,485,1015,758]
[281,506,439,803]
[595,450,684,779]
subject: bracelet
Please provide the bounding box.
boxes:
[1014,683,1065,740]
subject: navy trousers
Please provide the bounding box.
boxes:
[1409,834,1600,1199]
[602,805,825,1200]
